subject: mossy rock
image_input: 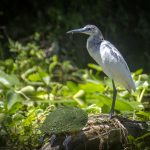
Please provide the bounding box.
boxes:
[40,107,88,134]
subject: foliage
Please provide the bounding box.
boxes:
[128,133,150,150]
[0,40,149,149]
[0,0,150,71]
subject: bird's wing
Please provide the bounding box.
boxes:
[100,41,135,91]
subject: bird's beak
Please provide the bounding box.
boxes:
[67,27,87,34]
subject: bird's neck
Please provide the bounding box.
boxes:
[89,31,104,43]
[87,33,103,51]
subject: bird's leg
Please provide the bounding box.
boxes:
[109,80,117,118]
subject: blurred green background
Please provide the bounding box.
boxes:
[0,0,150,72]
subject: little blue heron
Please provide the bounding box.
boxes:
[67,25,136,118]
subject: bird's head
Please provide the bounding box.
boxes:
[67,25,100,35]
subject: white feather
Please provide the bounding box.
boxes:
[87,40,136,91]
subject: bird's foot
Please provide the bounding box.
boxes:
[109,110,114,119]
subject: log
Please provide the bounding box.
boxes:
[39,114,149,150]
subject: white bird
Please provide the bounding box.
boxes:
[67,25,136,118]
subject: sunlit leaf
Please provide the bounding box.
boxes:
[133,69,143,75]
[84,104,101,114]
[28,73,41,81]
[66,81,79,92]
[20,85,35,94]
[23,111,35,126]
[0,76,10,88]
[0,71,20,88]
[88,63,102,72]
[0,70,11,88]
[42,76,50,85]
[79,82,105,93]
[6,90,22,111]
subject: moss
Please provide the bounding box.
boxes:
[40,107,88,134]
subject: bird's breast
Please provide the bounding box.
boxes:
[86,39,102,65]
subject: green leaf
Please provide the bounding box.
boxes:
[115,99,134,111]
[86,95,134,113]
[6,90,22,111]
[0,76,10,88]
[0,70,11,88]
[0,70,20,88]
[42,76,50,85]
[128,135,135,142]
[28,73,41,81]
[129,101,144,110]
[136,111,150,120]
[66,81,79,92]
[133,69,143,75]
[23,110,36,126]
[84,104,101,114]
[8,102,23,114]
[73,90,85,98]
[88,63,102,72]
[12,113,25,122]
[0,113,5,123]
[79,82,105,93]
[8,74,20,87]
[20,85,35,94]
